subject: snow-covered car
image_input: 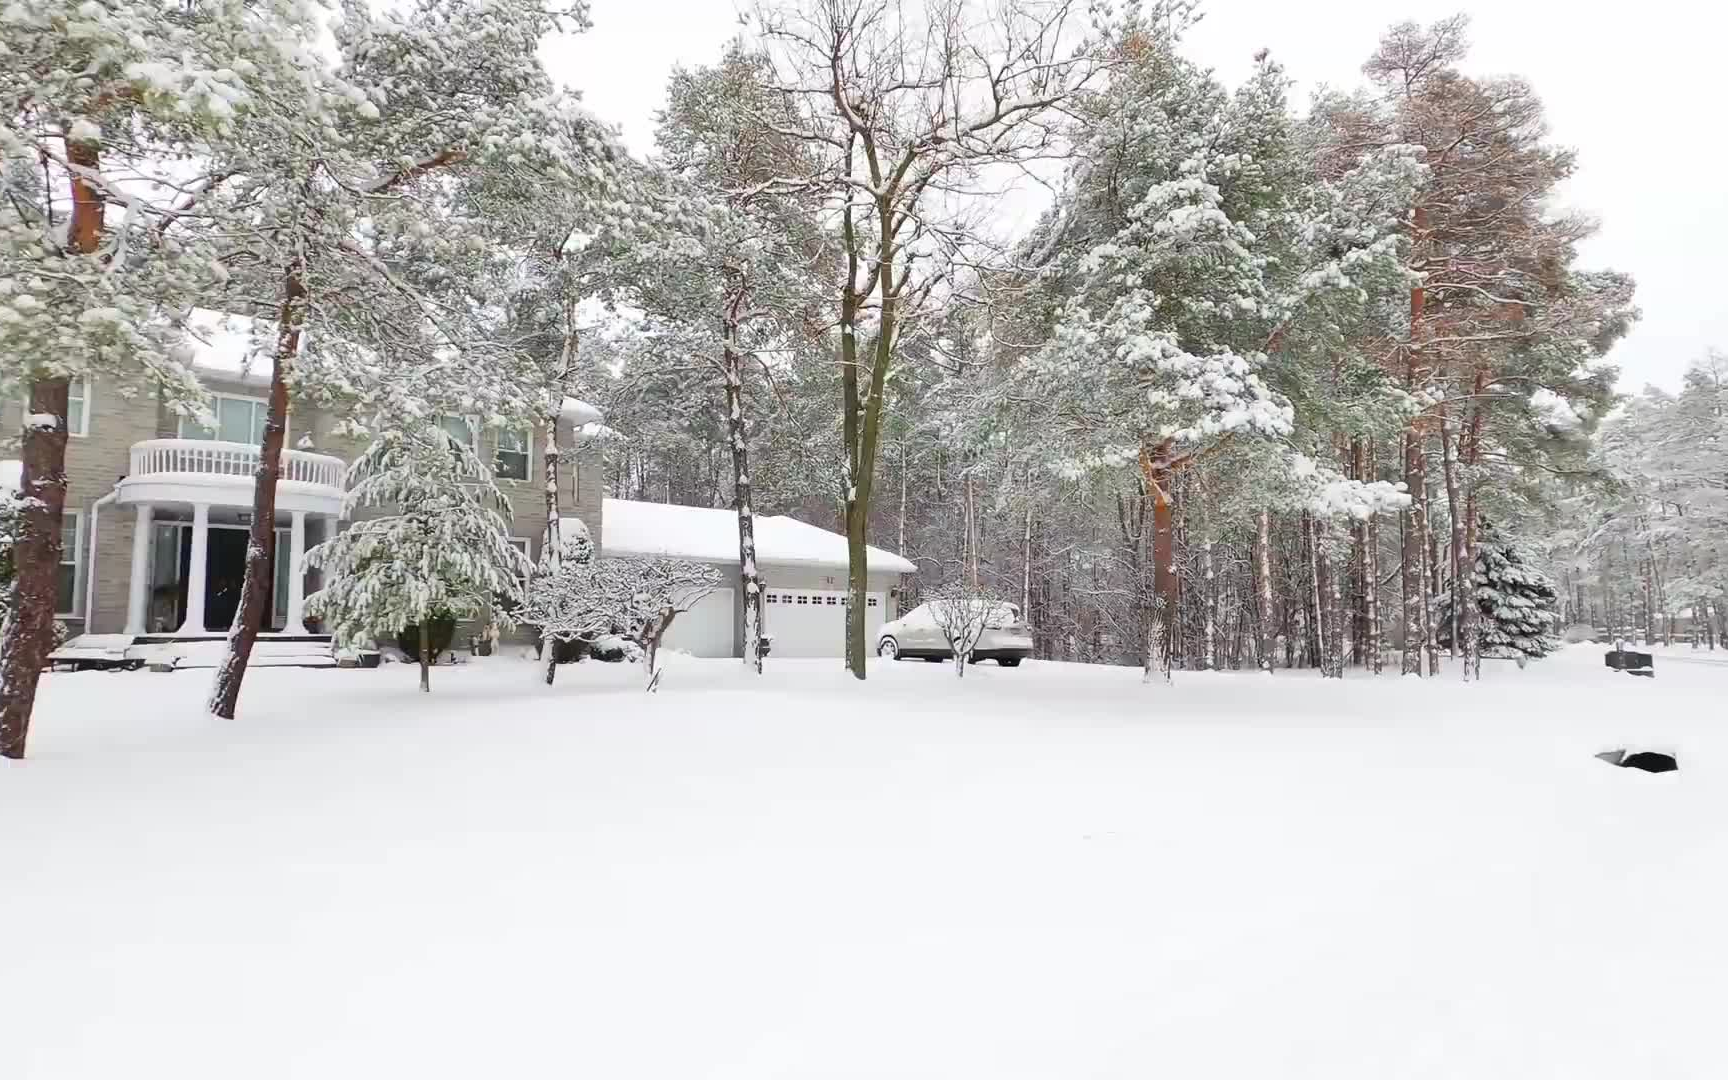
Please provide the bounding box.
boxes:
[876,601,1033,666]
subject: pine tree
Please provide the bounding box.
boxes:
[1435,519,1558,661]
[304,426,530,693]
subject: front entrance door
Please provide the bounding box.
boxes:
[205,528,250,632]
[148,522,285,633]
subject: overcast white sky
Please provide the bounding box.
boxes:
[546,0,1726,393]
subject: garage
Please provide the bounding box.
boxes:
[660,587,734,657]
[762,588,887,658]
[589,499,913,659]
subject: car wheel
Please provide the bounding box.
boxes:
[998,657,1022,668]
[877,636,900,660]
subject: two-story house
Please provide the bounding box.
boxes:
[3,339,603,655]
[5,319,912,665]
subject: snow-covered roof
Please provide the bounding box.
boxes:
[580,499,916,574]
[179,309,604,422]
[182,308,274,388]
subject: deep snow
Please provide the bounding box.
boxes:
[3,647,1724,1079]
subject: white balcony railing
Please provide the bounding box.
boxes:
[128,439,346,491]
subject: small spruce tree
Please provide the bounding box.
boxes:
[1437,519,1560,661]
[305,426,530,692]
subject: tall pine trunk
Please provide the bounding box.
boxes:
[1255,509,1275,672]
[208,263,301,718]
[1440,407,1465,658]
[1459,371,1487,681]
[0,139,101,760]
[722,295,763,674]
[1401,432,1429,676]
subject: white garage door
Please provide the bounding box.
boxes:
[763,588,886,658]
[661,587,734,657]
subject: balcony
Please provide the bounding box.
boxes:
[118,439,347,516]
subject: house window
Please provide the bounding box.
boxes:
[56,511,82,615]
[181,393,270,445]
[506,537,531,561]
[438,415,476,452]
[67,377,90,436]
[867,597,879,607]
[495,427,530,481]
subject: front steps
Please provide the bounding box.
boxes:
[50,633,338,671]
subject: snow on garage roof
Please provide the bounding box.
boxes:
[581,499,916,574]
[178,309,603,423]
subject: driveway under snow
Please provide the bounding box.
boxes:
[3,647,1724,1078]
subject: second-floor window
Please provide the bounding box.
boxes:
[66,377,90,436]
[181,393,271,445]
[495,427,529,481]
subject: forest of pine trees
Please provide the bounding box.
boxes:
[8,0,1721,758]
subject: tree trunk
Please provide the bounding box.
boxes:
[0,379,72,760]
[1459,372,1487,682]
[1402,207,1430,677]
[1147,454,1175,684]
[1020,499,1034,619]
[1440,407,1465,658]
[541,311,578,574]
[722,304,764,674]
[418,622,431,693]
[1401,428,1428,677]
[208,263,302,719]
[1256,509,1275,672]
[545,649,559,686]
[0,137,103,760]
[1423,493,1441,676]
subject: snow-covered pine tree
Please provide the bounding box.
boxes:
[304,426,530,693]
[1435,518,1559,662]
[1011,36,1419,684]
[0,0,309,756]
[192,0,632,720]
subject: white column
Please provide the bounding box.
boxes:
[286,510,307,634]
[125,504,154,635]
[180,503,210,634]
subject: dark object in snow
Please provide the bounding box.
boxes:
[1604,649,1654,677]
[399,613,457,663]
[1596,749,1678,773]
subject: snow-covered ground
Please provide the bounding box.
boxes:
[3,647,1724,1079]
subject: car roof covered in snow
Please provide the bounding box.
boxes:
[578,499,916,574]
[179,309,603,423]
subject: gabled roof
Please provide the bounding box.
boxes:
[180,309,603,423]
[577,498,916,574]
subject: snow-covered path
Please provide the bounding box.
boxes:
[3,648,1724,1079]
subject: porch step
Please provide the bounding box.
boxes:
[51,633,340,671]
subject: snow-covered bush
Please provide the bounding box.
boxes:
[305,426,531,692]
[515,533,610,685]
[602,558,724,690]
[926,580,1003,677]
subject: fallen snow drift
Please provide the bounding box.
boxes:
[2,647,1724,1079]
